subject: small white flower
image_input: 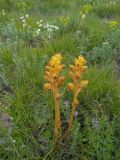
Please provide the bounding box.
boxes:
[23,23,27,27]
[12,140,16,143]
[36,30,40,35]
[48,35,51,39]
[39,24,42,27]
[26,14,29,18]
[40,20,43,22]
[82,14,86,20]
[54,26,59,30]
[37,21,40,24]
[46,23,49,28]
[22,19,26,23]
[102,42,109,45]
[20,16,24,19]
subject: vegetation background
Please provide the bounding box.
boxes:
[0,0,120,159]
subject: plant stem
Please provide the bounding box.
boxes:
[68,97,76,133]
[68,82,79,134]
[53,88,61,139]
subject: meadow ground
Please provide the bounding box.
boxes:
[0,0,120,159]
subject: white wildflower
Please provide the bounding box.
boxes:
[26,14,29,18]
[102,42,109,45]
[20,16,24,19]
[23,23,27,27]
[12,140,16,143]
[36,29,40,35]
[46,23,50,28]
[54,26,59,30]
[22,19,26,23]
[37,32,39,35]
[39,24,42,27]
[82,14,86,20]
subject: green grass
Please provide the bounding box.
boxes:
[0,0,120,159]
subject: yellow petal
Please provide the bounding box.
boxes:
[75,56,86,66]
[67,83,74,91]
[80,80,88,88]
[44,83,51,90]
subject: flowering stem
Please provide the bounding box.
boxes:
[68,99,76,132]
[68,89,78,133]
[53,88,61,139]
[68,79,80,133]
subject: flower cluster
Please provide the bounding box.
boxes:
[20,14,29,27]
[44,54,64,91]
[67,56,88,101]
[19,16,59,39]
[36,20,59,38]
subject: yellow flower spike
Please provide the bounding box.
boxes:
[67,56,88,134]
[44,53,64,140]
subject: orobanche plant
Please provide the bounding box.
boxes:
[67,56,88,133]
[44,54,64,139]
[44,54,88,140]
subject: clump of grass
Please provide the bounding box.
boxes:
[81,63,120,114]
